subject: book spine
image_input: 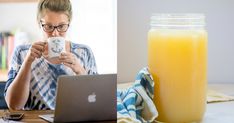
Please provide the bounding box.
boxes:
[2,33,7,70]
[0,33,2,69]
[0,32,13,70]
[8,36,14,69]
[2,45,6,70]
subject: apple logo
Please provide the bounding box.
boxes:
[88,92,96,103]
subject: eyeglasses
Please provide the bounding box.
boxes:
[41,22,70,33]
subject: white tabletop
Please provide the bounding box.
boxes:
[202,83,234,123]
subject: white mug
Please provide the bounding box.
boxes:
[47,37,66,58]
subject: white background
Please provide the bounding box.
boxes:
[118,0,234,83]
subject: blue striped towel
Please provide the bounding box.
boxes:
[117,67,158,123]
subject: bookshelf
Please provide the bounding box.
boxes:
[0,32,14,82]
[0,1,36,81]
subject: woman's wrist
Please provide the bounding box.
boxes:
[25,53,35,64]
[74,67,87,75]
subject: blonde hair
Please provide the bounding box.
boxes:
[37,0,72,23]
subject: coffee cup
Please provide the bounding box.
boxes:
[47,37,66,58]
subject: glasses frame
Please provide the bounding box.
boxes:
[40,21,70,33]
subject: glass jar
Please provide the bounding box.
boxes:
[148,14,207,123]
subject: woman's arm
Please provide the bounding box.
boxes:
[5,42,46,110]
[5,56,32,110]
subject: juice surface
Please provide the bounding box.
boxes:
[148,29,207,123]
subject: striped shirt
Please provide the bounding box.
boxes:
[4,42,97,110]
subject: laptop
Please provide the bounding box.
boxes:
[39,74,117,122]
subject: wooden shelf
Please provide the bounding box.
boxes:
[0,69,8,82]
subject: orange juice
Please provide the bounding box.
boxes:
[148,14,207,123]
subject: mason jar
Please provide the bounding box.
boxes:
[148,14,208,123]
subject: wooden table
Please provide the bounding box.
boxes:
[118,82,234,123]
[0,110,53,123]
[0,110,116,123]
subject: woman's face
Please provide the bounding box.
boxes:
[40,10,70,39]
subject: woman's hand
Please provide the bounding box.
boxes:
[59,52,87,75]
[26,41,46,63]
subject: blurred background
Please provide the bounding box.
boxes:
[0,0,117,81]
[118,0,234,83]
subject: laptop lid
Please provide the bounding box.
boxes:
[54,74,117,122]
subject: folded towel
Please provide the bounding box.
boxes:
[117,67,158,123]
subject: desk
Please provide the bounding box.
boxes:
[118,83,234,123]
[0,110,53,123]
[0,110,116,123]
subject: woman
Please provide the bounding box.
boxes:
[4,0,97,110]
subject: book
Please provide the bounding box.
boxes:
[0,32,14,71]
[7,35,14,69]
[0,33,2,69]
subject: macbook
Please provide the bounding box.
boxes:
[39,74,117,122]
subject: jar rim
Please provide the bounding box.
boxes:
[150,13,206,29]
